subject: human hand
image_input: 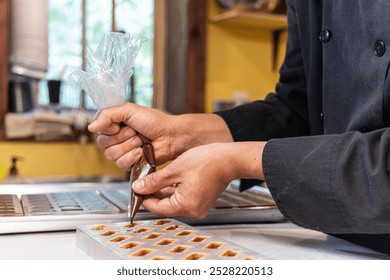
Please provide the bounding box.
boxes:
[88,103,234,171]
[88,103,175,170]
[132,142,265,218]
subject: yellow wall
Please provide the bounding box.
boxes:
[205,0,287,113]
[0,142,125,181]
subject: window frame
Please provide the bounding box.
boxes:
[154,0,206,114]
[0,0,9,141]
[0,0,207,141]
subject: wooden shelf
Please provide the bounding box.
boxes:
[210,10,287,31]
[210,10,287,71]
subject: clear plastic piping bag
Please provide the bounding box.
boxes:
[69,32,144,110]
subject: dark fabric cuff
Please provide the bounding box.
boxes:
[262,135,347,233]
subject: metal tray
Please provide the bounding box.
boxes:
[21,191,119,216]
[0,195,24,217]
[76,218,265,260]
[0,181,284,234]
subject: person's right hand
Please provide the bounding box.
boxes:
[132,141,266,218]
[88,103,176,170]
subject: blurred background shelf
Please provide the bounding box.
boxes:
[211,9,287,71]
[210,10,287,30]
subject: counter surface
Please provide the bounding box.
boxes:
[0,222,387,260]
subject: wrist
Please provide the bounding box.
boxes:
[226,141,266,180]
[170,113,233,158]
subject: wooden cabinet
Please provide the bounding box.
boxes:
[0,0,9,141]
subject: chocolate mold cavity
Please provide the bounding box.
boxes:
[144,233,164,240]
[123,222,139,228]
[188,236,208,243]
[91,225,109,231]
[185,253,205,260]
[153,220,171,226]
[133,227,150,233]
[169,245,190,253]
[109,235,130,242]
[175,230,194,237]
[132,249,154,257]
[120,242,142,249]
[221,249,239,257]
[204,242,224,250]
[152,256,169,260]
[155,238,176,246]
[163,225,181,231]
[99,230,120,236]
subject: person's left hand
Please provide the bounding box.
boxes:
[132,141,265,218]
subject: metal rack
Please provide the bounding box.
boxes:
[0,180,284,234]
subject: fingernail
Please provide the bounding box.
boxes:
[124,128,134,138]
[132,179,144,192]
[134,147,143,156]
[88,122,101,133]
[88,120,97,129]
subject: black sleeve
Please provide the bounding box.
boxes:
[215,1,390,240]
[264,128,390,255]
[263,129,390,234]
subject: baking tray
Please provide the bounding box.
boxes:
[0,181,284,234]
[76,218,265,260]
[21,191,119,216]
[0,195,24,217]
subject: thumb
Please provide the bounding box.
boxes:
[132,169,176,195]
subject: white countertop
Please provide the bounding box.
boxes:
[0,222,387,260]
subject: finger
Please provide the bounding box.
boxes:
[88,103,142,133]
[153,186,176,199]
[115,147,143,170]
[91,121,121,135]
[132,168,177,195]
[142,193,208,219]
[141,195,184,217]
[104,135,142,161]
[96,126,138,149]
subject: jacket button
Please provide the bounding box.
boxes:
[319,29,332,43]
[374,40,385,57]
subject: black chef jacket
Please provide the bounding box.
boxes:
[216,0,390,255]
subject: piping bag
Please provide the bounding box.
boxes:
[69,32,150,224]
[129,134,156,224]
